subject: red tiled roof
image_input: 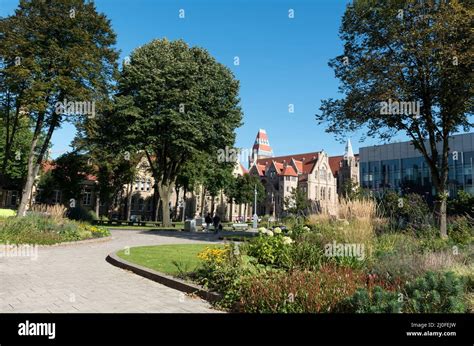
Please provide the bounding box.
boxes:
[281,165,298,177]
[328,155,343,176]
[292,159,303,173]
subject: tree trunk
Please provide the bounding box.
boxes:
[126,182,133,221]
[158,181,174,227]
[211,195,215,216]
[174,186,180,221]
[95,194,100,218]
[17,137,41,216]
[200,186,206,218]
[229,200,233,223]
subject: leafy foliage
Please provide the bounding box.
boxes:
[404,271,467,313]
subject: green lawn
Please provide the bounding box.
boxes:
[116,243,222,276]
[105,225,181,231]
[0,208,16,218]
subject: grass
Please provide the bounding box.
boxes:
[116,243,223,276]
[0,208,16,218]
[0,213,110,245]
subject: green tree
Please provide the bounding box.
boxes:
[284,187,310,216]
[316,0,473,237]
[0,0,119,216]
[49,151,91,203]
[233,173,265,218]
[113,39,242,226]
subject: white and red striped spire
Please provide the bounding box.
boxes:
[249,129,273,167]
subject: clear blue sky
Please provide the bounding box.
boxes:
[1,0,409,159]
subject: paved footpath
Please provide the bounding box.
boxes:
[0,230,221,313]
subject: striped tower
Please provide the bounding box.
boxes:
[249,129,273,167]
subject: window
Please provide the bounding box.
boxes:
[328,188,331,202]
[82,188,92,206]
[321,187,325,200]
[8,191,18,206]
[140,179,145,191]
[320,168,327,180]
[146,179,151,191]
[135,179,139,190]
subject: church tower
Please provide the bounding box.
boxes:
[338,139,359,195]
[249,129,273,167]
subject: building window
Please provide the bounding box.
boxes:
[146,179,151,191]
[135,179,139,190]
[82,188,92,206]
[320,169,327,180]
[8,191,18,206]
[328,188,331,202]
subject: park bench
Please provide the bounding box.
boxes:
[232,223,248,231]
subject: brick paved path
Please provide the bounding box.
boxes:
[0,230,220,313]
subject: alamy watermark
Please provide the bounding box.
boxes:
[0,242,38,261]
[217,146,256,164]
[379,99,421,117]
[324,240,365,261]
[55,98,95,118]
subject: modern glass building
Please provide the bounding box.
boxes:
[359,132,474,198]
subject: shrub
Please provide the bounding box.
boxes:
[379,191,433,232]
[287,238,324,271]
[0,214,109,245]
[195,244,259,310]
[244,232,293,268]
[448,190,474,217]
[371,234,464,284]
[239,265,366,313]
[66,206,97,222]
[404,271,467,313]
[447,216,474,245]
[337,286,402,313]
[31,204,66,223]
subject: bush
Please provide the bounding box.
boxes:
[239,265,366,313]
[244,231,293,268]
[447,216,474,245]
[448,190,474,217]
[194,244,261,310]
[337,286,402,313]
[404,271,467,313]
[379,191,433,232]
[0,214,110,245]
[66,206,97,222]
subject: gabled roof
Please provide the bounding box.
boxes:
[281,165,298,177]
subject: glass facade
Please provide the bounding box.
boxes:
[360,150,474,198]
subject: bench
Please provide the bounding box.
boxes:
[232,223,248,231]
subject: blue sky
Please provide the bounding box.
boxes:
[1,0,410,159]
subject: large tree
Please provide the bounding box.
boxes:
[316,0,473,237]
[114,39,242,226]
[0,0,119,216]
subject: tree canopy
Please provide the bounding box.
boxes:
[112,39,243,226]
[316,0,473,237]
